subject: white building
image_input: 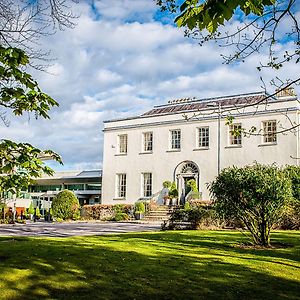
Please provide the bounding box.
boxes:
[102,89,299,205]
[28,170,102,209]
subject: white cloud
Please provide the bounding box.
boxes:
[1,1,298,171]
[97,69,122,86]
[94,0,156,22]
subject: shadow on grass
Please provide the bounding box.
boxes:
[0,231,299,300]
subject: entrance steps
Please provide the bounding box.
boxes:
[143,205,179,222]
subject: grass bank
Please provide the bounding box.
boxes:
[0,230,299,299]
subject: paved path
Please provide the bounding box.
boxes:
[0,221,161,237]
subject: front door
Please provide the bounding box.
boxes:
[184,177,194,197]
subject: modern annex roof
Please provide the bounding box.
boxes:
[33,170,102,184]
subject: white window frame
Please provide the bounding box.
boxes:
[142,132,153,152]
[262,120,277,143]
[170,129,181,150]
[118,134,128,154]
[198,127,209,148]
[229,123,242,146]
[116,173,126,198]
[142,173,152,197]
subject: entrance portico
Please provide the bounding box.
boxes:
[174,161,200,205]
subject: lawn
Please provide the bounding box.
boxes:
[0,230,299,300]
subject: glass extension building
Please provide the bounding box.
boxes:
[28,170,102,211]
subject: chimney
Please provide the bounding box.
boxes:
[275,86,297,99]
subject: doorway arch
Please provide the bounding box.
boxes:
[174,161,200,205]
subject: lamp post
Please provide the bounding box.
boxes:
[207,101,222,175]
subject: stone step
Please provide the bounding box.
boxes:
[143,216,169,221]
[148,207,178,212]
[146,211,172,215]
[143,205,179,222]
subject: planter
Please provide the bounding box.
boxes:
[164,198,170,206]
[172,198,178,206]
[135,212,144,220]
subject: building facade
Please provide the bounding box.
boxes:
[28,170,102,211]
[102,90,299,205]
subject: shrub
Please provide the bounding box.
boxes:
[82,204,114,220]
[285,165,300,200]
[279,166,300,229]
[169,206,209,229]
[113,204,125,213]
[184,201,191,210]
[35,207,41,219]
[28,202,34,215]
[81,204,134,221]
[113,213,129,221]
[112,204,132,221]
[162,181,172,188]
[135,201,145,213]
[169,181,178,198]
[52,190,80,220]
[187,207,208,229]
[187,179,198,192]
[209,164,292,246]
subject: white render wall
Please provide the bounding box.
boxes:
[102,96,300,204]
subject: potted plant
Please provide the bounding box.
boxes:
[134,201,145,220]
[35,207,41,220]
[169,182,179,206]
[28,202,34,220]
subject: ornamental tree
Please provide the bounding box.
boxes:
[28,202,35,215]
[0,0,75,193]
[0,1,76,196]
[0,47,62,194]
[52,190,80,220]
[209,164,292,246]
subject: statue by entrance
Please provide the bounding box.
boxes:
[174,161,200,205]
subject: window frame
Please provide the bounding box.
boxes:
[228,123,242,146]
[142,131,153,152]
[118,134,128,154]
[116,173,126,198]
[142,172,152,198]
[262,120,277,144]
[197,126,209,148]
[170,129,181,150]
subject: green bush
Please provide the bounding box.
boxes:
[35,207,41,218]
[162,181,172,188]
[169,181,178,198]
[28,202,34,215]
[285,165,300,200]
[187,179,198,192]
[112,204,124,213]
[113,213,129,222]
[134,201,145,213]
[111,204,132,221]
[184,201,191,210]
[81,204,133,220]
[52,190,80,220]
[209,164,292,246]
[169,206,209,229]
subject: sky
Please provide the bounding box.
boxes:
[1,0,299,171]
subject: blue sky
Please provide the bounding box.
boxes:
[1,0,299,171]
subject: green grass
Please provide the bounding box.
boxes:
[0,230,299,300]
